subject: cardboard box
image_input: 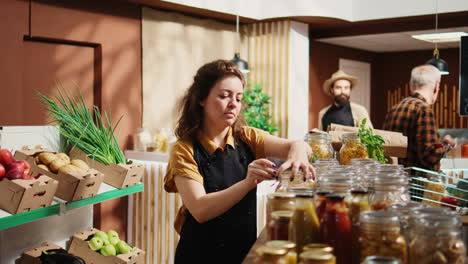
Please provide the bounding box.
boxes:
[68,227,146,264]
[20,242,62,264]
[0,175,58,214]
[69,148,144,189]
[15,146,104,201]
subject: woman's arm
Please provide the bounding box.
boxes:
[264,134,315,178]
[174,158,275,223]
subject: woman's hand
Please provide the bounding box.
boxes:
[245,158,276,187]
[277,141,316,181]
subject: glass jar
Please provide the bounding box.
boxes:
[302,243,334,254]
[316,175,354,206]
[313,159,339,175]
[276,172,291,192]
[315,191,332,222]
[305,133,335,162]
[265,240,298,264]
[134,128,152,151]
[409,214,466,264]
[255,245,288,264]
[361,256,402,264]
[339,133,368,165]
[407,207,456,243]
[289,193,321,255]
[359,211,407,263]
[369,176,409,211]
[283,169,313,190]
[349,190,370,264]
[320,195,352,264]
[387,202,427,243]
[267,193,296,224]
[268,211,294,241]
[299,251,336,264]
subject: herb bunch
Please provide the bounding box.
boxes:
[357,118,387,164]
[36,85,126,165]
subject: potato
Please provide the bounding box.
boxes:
[58,164,84,174]
[34,155,41,165]
[38,152,57,165]
[71,159,89,171]
[49,158,69,173]
[56,153,70,163]
[37,164,50,172]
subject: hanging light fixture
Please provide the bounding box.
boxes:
[426,0,449,75]
[231,15,250,73]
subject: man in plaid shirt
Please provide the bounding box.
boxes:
[383,65,455,171]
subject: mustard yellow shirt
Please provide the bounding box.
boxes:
[164,126,268,232]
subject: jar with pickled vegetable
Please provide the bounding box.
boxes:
[289,192,321,255]
[255,245,288,264]
[409,214,466,264]
[299,251,336,264]
[315,174,354,206]
[359,211,407,263]
[315,191,332,221]
[339,133,368,165]
[361,256,402,264]
[268,211,294,241]
[305,133,335,162]
[265,240,298,264]
[320,195,352,264]
[369,176,409,211]
[267,192,296,224]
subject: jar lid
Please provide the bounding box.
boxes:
[325,194,344,201]
[290,189,314,198]
[342,133,359,138]
[299,251,335,261]
[413,206,455,216]
[256,245,287,256]
[350,158,376,164]
[372,176,408,186]
[388,202,426,215]
[305,132,331,140]
[316,191,332,196]
[302,243,333,253]
[416,214,462,229]
[314,158,339,165]
[265,240,296,250]
[362,256,402,264]
[350,189,368,194]
[360,211,400,225]
[267,192,296,200]
[271,210,293,220]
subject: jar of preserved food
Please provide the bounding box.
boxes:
[305,133,335,162]
[315,191,332,221]
[299,251,336,264]
[268,211,294,241]
[289,192,321,255]
[407,207,456,245]
[255,245,288,264]
[320,195,352,264]
[369,176,409,211]
[387,202,427,243]
[349,190,370,264]
[359,211,407,263]
[267,193,296,224]
[313,159,339,175]
[302,243,334,254]
[409,214,466,264]
[339,133,368,165]
[316,174,354,206]
[361,256,402,264]
[265,240,298,264]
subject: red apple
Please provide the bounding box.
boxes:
[0,163,5,179]
[15,160,31,175]
[0,149,14,167]
[6,169,24,180]
[22,173,33,180]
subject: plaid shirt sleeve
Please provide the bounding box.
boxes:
[415,105,445,170]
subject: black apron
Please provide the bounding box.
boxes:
[174,139,257,264]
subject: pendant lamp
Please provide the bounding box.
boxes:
[231,15,250,73]
[426,0,449,75]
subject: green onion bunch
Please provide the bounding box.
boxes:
[36,85,126,165]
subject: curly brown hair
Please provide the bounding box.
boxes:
[175,60,247,140]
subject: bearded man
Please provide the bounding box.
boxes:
[318,70,373,131]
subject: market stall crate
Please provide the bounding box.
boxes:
[20,242,63,264]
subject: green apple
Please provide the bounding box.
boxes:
[107,230,120,240]
[100,244,117,256]
[109,236,120,246]
[93,231,110,245]
[116,241,132,254]
[88,237,104,251]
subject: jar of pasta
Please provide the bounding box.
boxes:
[409,214,466,264]
[358,211,407,263]
[265,240,298,264]
[339,133,368,165]
[368,176,409,211]
[267,193,296,224]
[268,211,294,241]
[305,133,335,162]
[255,245,288,264]
[299,251,336,264]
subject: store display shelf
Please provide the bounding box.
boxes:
[0,183,143,231]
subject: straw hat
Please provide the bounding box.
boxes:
[322,70,358,96]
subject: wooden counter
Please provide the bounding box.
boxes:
[242,229,268,264]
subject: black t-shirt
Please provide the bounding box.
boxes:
[322,102,354,130]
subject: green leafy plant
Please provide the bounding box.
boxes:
[36,85,126,165]
[358,118,387,164]
[242,83,278,134]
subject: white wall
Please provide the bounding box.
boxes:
[287,21,309,140]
